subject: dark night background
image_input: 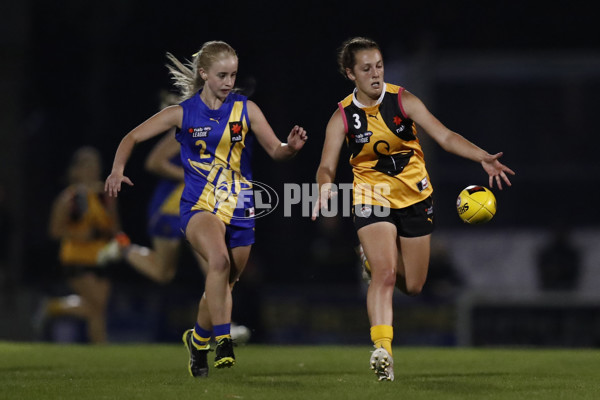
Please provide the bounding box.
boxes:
[1,1,599,343]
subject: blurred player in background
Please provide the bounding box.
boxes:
[313,37,514,381]
[104,40,307,378]
[47,146,120,344]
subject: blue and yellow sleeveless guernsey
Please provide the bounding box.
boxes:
[177,91,254,229]
[338,83,433,209]
[147,154,185,238]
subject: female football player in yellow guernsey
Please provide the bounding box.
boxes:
[48,146,121,344]
[314,37,515,381]
[105,41,307,377]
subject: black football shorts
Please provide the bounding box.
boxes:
[353,196,434,237]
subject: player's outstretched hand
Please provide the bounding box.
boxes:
[311,183,338,221]
[287,125,308,152]
[481,152,515,190]
[104,172,133,197]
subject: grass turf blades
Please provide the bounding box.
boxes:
[1,342,599,400]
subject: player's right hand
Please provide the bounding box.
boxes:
[311,183,337,221]
[104,172,133,197]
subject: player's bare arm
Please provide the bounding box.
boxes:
[105,105,183,197]
[313,109,346,220]
[403,90,515,189]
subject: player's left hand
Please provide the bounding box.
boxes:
[287,125,308,152]
[481,152,515,190]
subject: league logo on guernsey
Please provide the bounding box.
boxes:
[351,131,373,144]
[229,121,243,142]
[189,126,211,138]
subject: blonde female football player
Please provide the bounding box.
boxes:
[313,37,514,381]
[105,40,307,377]
[97,91,251,343]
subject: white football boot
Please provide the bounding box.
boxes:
[370,347,394,381]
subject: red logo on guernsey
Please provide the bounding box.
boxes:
[229,122,243,142]
[393,116,402,125]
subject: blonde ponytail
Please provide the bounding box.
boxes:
[165,52,201,102]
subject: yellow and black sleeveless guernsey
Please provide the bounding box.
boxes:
[59,187,117,266]
[339,83,433,209]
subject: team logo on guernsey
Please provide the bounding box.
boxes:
[229,121,243,142]
[189,126,211,138]
[373,141,414,177]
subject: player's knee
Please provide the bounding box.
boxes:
[404,280,425,296]
[372,266,397,288]
[208,252,231,274]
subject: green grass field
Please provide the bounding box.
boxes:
[1,342,599,400]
